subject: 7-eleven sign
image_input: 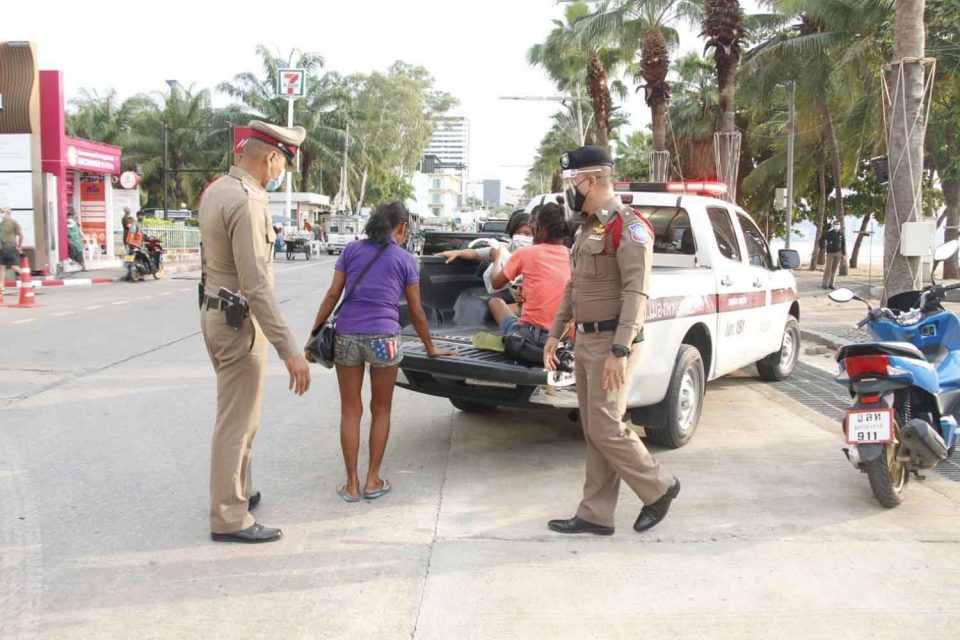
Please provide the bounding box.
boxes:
[277,68,306,98]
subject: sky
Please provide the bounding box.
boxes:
[5,0,742,190]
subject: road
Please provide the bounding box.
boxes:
[2,258,959,639]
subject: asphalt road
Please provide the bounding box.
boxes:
[2,258,959,639]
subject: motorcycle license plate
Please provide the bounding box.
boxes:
[124,255,135,263]
[845,408,894,444]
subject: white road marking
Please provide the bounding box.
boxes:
[112,300,129,306]
[84,305,103,310]
[50,312,74,317]
[178,287,190,292]
[276,259,336,274]
[11,318,36,325]
[159,291,173,296]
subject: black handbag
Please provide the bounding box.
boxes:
[305,243,389,368]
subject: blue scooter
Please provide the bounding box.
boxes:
[829,240,960,507]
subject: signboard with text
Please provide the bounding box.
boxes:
[65,137,122,174]
[277,68,306,97]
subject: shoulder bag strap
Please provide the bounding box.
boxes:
[313,243,391,334]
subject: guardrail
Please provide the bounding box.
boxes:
[147,228,201,251]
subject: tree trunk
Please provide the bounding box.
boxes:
[849,213,872,268]
[587,53,611,149]
[943,177,960,279]
[356,166,368,215]
[884,0,926,300]
[819,100,848,275]
[810,162,829,270]
[651,95,667,152]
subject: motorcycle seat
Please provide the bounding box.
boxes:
[837,341,926,362]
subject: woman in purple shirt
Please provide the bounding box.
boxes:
[308,202,452,502]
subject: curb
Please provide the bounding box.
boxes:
[800,327,847,351]
[3,261,200,288]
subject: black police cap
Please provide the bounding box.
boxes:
[560,146,613,171]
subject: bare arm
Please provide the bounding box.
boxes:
[437,248,481,263]
[309,269,346,333]
[405,283,454,357]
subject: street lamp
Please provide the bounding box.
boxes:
[500,93,592,146]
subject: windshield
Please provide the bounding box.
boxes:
[632,206,697,255]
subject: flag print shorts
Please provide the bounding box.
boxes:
[334,334,404,368]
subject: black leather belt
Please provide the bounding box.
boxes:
[576,319,618,333]
[204,295,227,311]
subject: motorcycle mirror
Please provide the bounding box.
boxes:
[828,288,856,303]
[933,240,959,263]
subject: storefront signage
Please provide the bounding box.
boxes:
[277,68,306,97]
[65,137,122,174]
[119,171,139,189]
[0,134,31,171]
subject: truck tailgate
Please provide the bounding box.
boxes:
[400,326,551,387]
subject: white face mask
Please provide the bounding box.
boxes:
[508,235,533,252]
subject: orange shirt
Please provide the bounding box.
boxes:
[502,244,571,331]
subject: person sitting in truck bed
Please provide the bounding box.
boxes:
[487,203,571,338]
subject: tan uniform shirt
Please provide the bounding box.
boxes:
[549,196,652,347]
[1,217,23,246]
[199,166,298,360]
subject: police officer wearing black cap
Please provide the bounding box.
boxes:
[543,145,680,536]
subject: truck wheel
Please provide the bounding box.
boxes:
[450,399,497,414]
[646,345,704,449]
[757,317,800,381]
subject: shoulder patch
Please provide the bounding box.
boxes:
[628,222,649,244]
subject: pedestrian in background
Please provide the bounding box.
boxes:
[820,219,846,290]
[121,207,135,251]
[1,207,24,300]
[65,212,86,270]
[544,146,680,537]
[307,202,452,503]
[198,120,311,544]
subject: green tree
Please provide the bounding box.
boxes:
[613,130,653,180]
[668,52,720,180]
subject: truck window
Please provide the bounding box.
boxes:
[330,225,339,233]
[737,213,772,269]
[641,207,696,255]
[707,207,741,262]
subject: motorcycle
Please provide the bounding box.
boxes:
[829,240,960,507]
[124,235,165,282]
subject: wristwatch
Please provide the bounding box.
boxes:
[611,344,631,358]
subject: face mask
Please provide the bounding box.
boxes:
[563,180,589,220]
[266,156,286,192]
[832,225,841,231]
[509,235,533,252]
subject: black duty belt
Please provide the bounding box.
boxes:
[203,295,228,311]
[576,319,618,333]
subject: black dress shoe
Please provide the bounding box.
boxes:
[547,516,614,536]
[248,491,261,511]
[211,522,282,544]
[634,478,681,533]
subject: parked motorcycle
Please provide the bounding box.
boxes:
[829,240,960,507]
[124,236,165,282]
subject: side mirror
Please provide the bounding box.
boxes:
[828,288,856,303]
[778,249,801,270]
[934,240,958,263]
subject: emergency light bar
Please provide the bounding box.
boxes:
[614,181,728,197]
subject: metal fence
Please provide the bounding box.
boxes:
[149,227,201,251]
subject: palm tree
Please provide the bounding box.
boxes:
[701,0,745,135]
[668,52,720,180]
[67,89,153,146]
[575,0,699,180]
[528,1,630,148]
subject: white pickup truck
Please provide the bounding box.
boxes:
[396,182,802,448]
[325,214,361,255]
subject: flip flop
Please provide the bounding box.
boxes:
[362,479,392,500]
[337,485,361,503]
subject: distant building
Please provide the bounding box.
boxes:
[409,171,461,219]
[482,179,502,208]
[425,116,469,192]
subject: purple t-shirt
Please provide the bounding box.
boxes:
[335,239,419,335]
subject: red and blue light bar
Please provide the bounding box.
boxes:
[613,181,728,197]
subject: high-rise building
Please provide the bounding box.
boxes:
[482,179,502,208]
[425,116,469,191]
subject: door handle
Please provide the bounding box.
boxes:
[720,275,733,287]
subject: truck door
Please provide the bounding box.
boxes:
[734,211,783,359]
[707,206,762,374]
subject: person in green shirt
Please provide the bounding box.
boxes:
[66,212,87,271]
[1,207,24,299]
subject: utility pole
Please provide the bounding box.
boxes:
[785,82,796,250]
[286,94,294,226]
[162,125,168,221]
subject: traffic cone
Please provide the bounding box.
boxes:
[14,255,43,309]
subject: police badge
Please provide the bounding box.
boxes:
[561,152,570,169]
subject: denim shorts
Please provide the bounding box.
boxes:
[334,334,403,368]
[499,314,519,336]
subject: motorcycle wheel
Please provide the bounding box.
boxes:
[152,260,164,279]
[866,432,907,508]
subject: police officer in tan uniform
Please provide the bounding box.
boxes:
[544,146,680,536]
[199,120,311,543]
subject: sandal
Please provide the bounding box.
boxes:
[337,485,361,503]
[362,479,392,500]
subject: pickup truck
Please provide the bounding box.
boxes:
[325,214,361,255]
[396,182,802,448]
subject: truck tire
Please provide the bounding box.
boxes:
[646,345,704,449]
[450,399,497,414]
[757,317,800,381]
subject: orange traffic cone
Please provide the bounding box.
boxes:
[14,254,43,309]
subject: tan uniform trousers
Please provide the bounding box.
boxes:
[201,307,268,534]
[574,331,673,527]
[822,252,842,287]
